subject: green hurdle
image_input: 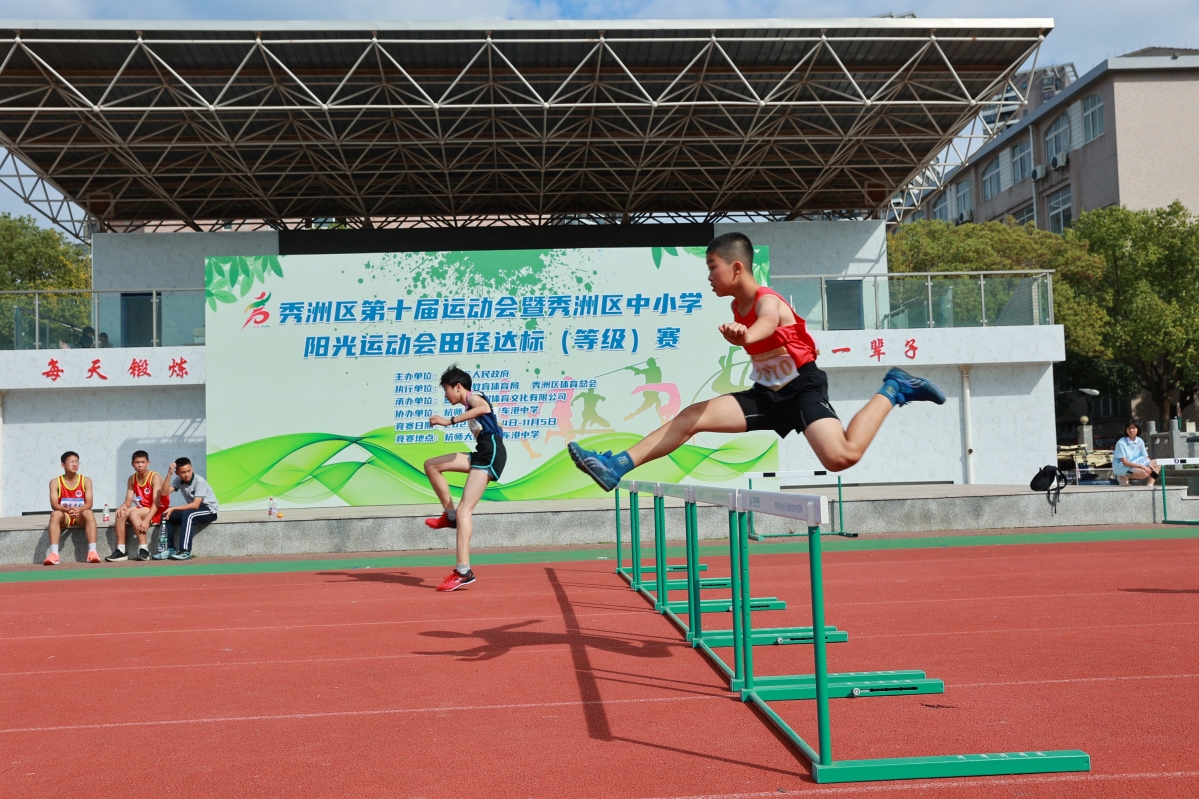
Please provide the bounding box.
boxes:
[744,470,856,540]
[1157,458,1199,526]
[614,480,708,590]
[732,487,1091,783]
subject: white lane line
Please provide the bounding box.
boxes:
[0,609,658,642]
[952,672,1199,689]
[859,619,1199,639]
[0,694,727,735]
[638,770,1199,799]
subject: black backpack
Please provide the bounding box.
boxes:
[1030,465,1067,513]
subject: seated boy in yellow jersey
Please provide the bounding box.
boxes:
[106,450,168,562]
[45,451,100,565]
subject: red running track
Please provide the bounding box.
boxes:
[1,538,1197,798]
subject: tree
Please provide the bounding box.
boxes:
[887,218,1108,357]
[1069,202,1199,422]
[0,213,91,349]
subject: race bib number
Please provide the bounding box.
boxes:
[749,347,799,390]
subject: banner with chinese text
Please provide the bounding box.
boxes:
[205,246,777,509]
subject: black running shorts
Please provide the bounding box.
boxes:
[731,361,839,438]
[469,433,507,480]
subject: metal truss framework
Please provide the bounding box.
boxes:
[0,20,1048,239]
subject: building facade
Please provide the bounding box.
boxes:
[915,48,1199,230]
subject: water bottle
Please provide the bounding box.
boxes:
[158,521,168,555]
[268,497,279,520]
[102,503,110,524]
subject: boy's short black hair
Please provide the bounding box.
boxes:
[440,365,472,390]
[707,232,754,269]
[60,450,79,464]
[174,457,192,469]
[131,450,150,462]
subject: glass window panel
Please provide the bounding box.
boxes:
[825,279,864,330]
[1045,114,1070,162]
[1083,95,1104,142]
[883,276,931,329]
[986,276,1043,326]
[0,294,39,350]
[956,181,973,217]
[1011,141,1032,183]
[1011,205,1035,225]
[160,291,206,346]
[930,275,983,328]
[1048,186,1072,234]
[982,159,1002,200]
[39,293,95,349]
[933,192,951,221]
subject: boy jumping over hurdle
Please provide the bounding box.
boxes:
[568,232,946,490]
[423,365,508,592]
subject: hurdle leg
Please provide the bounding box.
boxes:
[629,490,642,591]
[615,487,623,577]
[739,510,756,694]
[685,500,702,642]
[728,507,746,690]
[809,523,833,765]
[654,493,668,611]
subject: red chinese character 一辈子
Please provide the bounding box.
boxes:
[127,358,151,378]
[869,338,885,361]
[168,357,188,378]
[42,358,65,381]
[86,359,108,380]
[905,339,918,360]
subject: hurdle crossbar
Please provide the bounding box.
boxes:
[734,487,1091,783]
[1154,459,1199,526]
[745,471,856,538]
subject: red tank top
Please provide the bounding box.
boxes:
[731,287,817,388]
[58,475,86,509]
[133,471,170,522]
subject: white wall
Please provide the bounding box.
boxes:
[0,386,206,517]
[92,231,279,290]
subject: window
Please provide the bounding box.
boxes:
[1048,186,1072,234]
[982,159,1002,200]
[956,181,973,221]
[1011,205,1035,225]
[1046,114,1070,162]
[1011,141,1031,183]
[1083,95,1104,142]
[933,192,951,222]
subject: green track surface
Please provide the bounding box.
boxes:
[3,526,1198,584]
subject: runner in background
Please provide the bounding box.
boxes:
[423,365,508,592]
[45,451,100,565]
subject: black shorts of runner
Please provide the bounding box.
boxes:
[469,433,507,480]
[730,361,840,438]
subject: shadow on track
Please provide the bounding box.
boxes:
[316,570,430,589]
[1120,588,1199,594]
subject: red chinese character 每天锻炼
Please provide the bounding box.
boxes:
[127,358,151,378]
[86,359,108,380]
[869,338,885,361]
[168,357,188,378]
[905,339,918,360]
[42,358,65,381]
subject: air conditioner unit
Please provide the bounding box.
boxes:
[1032,164,1048,181]
[957,209,974,224]
[1050,152,1070,171]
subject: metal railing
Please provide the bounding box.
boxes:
[0,288,206,350]
[769,270,1054,331]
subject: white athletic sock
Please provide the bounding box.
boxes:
[50,544,59,555]
[446,509,457,522]
[456,564,470,575]
[88,543,97,553]
[114,546,125,554]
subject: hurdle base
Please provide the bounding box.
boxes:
[749,531,859,541]
[665,577,733,590]
[744,675,944,701]
[664,597,786,613]
[699,627,848,648]
[811,751,1091,783]
[732,669,932,694]
[617,563,707,577]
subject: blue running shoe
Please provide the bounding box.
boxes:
[883,368,946,407]
[567,443,622,492]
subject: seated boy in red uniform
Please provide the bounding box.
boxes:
[45,451,100,565]
[107,450,169,562]
[568,232,946,490]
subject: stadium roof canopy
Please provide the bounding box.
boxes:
[0,18,1050,235]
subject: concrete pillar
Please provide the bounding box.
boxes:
[960,366,974,484]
